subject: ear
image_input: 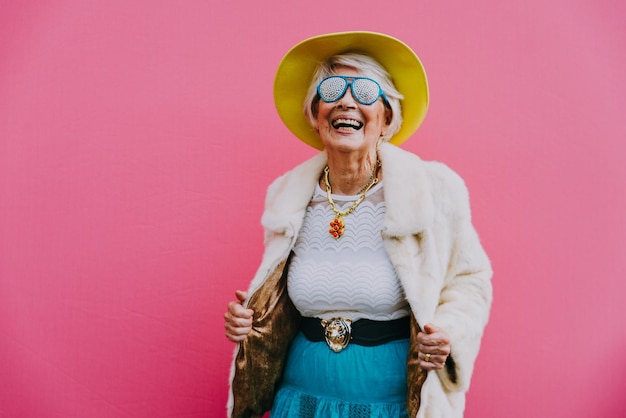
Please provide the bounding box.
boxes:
[384,107,392,126]
[311,99,320,119]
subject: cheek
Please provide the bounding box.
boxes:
[315,104,333,128]
[314,113,327,130]
[367,110,388,130]
[379,107,392,128]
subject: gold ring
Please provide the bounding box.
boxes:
[425,353,431,362]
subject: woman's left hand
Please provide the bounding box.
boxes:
[417,323,451,371]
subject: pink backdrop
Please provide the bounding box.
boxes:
[2,1,625,417]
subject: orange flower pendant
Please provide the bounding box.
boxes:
[329,216,345,239]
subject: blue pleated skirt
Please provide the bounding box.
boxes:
[271,332,410,418]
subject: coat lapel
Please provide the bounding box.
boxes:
[378,143,441,326]
[378,142,435,237]
[260,152,327,238]
[261,142,436,238]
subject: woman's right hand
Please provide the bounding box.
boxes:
[224,290,254,343]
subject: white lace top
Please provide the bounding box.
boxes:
[287,181,410,321]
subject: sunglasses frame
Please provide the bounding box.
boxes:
[317,75,390,107]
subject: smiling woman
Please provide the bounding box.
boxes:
[302,53,405,149]
[223,31,493,418]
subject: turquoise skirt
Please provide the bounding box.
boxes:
[271,332,410,418]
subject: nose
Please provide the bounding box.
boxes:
[335,86,358,108]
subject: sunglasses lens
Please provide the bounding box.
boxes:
[352,78,382,104]
[318,77,348,102]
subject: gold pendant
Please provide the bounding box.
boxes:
[321,318,352,352]
[329,216,345,239]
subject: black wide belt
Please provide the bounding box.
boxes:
[300,316,410,352]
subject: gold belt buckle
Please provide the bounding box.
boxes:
[321,318,352,352]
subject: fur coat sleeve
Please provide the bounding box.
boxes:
[379,143,493,417]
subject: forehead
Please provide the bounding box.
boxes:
[328,65,384,84]
[329,65,362,77]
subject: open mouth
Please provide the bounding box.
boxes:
[332,118,363,131]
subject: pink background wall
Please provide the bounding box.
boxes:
[1,1,625,417]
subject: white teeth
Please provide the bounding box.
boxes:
[332,118,363,129]
[336,119,360,127]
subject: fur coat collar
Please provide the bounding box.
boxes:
[260,142,433,239]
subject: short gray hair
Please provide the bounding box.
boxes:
[302,53,404,143]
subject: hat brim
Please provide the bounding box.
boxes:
[274,31,429,150]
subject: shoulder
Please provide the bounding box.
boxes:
[424,160,469,203]
[265,152,327,203]
[260,152,328,233]
[380,143,469,202]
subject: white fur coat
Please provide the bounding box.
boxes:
[228,142,493,418]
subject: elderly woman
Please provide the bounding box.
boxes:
[224,31,492,418]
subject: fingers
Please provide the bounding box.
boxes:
[417,347,449,370]
[224,291,254,343]
[228,290,253,319]
[224,308,252,342]
[418,323,450,348]
[418,351,448,370]
[224,319,252,342]
[417,323,451,370]
[235,290,248,303]
[224,301,253,325]
[423,323,440,334]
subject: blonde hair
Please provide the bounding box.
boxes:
[302,53,404,143]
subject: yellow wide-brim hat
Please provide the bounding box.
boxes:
[274,31,429,150]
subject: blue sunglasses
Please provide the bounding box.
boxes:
[317,75,390,106]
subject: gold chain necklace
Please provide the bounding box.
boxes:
[324,161,380,239]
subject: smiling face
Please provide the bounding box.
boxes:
[314,66,391,156]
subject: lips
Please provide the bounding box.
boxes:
[332,118,363,131]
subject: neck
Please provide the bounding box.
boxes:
[324,150,380,195]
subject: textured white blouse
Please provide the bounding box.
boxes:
[287,181,410,322]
